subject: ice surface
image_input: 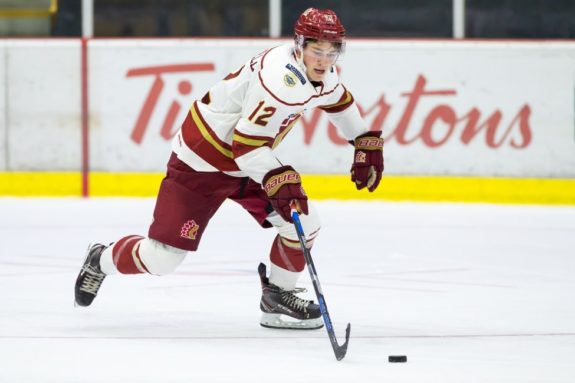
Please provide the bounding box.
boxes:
[1,198,574,382]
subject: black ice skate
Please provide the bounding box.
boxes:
[74,244,107,307]
[258,263,323,330]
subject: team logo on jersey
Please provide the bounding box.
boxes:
[180,220,200,240]
[283,73,297,87]
[285,63,306,85]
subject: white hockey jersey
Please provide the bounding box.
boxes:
[172,43,368,183]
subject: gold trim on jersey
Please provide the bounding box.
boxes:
[272,119,298,149]
[233,133,269,148]
[324,90,353,109]
[320,88,354,113]
[190,103,233,159]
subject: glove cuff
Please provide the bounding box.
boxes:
[262,166,301,197]
[354,131,384,151]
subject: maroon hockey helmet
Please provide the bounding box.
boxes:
[294,8,346,43]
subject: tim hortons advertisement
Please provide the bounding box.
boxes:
[88,40,575,177]
[4,39,575,177]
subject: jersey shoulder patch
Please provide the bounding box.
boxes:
[284,63,307,86]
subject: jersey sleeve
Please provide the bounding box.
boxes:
[320,84,369,140]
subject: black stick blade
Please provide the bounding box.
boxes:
[334,323,351,361]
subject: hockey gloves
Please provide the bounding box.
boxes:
[351,131,384,192]
[262,165,308,223]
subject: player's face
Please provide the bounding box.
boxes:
[302,41,340,82]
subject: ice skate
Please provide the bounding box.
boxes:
[258,263,323,330]
[74,244,107,307]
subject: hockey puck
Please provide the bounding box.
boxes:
[388,355,407,363]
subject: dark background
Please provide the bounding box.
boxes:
[4,0,575,38]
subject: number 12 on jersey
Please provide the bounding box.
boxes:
[248,101,277,127]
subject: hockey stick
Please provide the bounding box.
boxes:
[290,207,351,361]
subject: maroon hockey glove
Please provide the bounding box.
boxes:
[262,166,309,223]
[350,131,384,192]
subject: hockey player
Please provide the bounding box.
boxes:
[75,8,384,330]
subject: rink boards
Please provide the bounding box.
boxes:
[1,172,574,205]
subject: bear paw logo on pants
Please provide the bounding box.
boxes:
[180,220,200,240]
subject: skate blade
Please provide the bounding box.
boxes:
[260,313,324,330]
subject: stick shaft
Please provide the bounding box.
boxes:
[291,209,350,361]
